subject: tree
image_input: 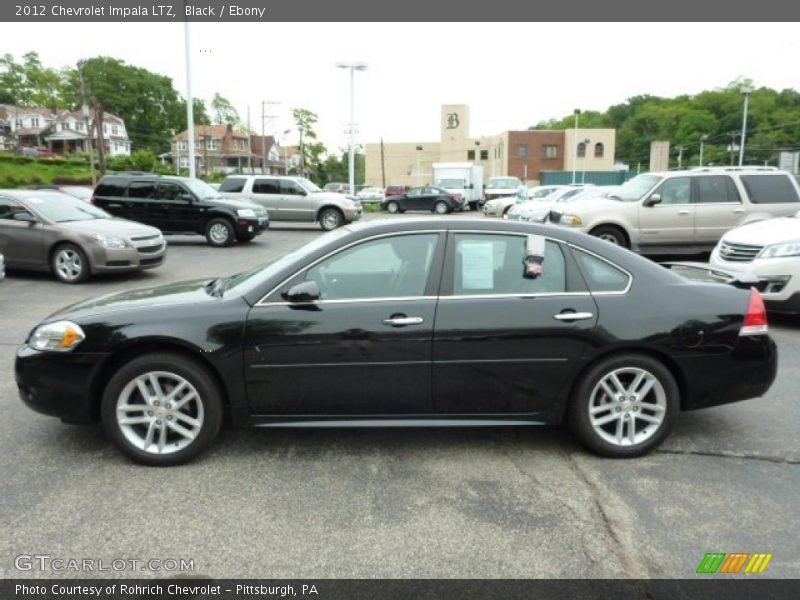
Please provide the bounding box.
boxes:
[292,108,321,177]
[210,93,240,126]
[0,52,66,108]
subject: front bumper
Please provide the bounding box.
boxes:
[342,206,363,222]
[710,250,800,307]
[16,345,108,423]
[89,239,168,273]
[236,217,270,238]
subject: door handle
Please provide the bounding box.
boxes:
[553,312,594,322]
[382,316,424,327]
[733,208,745,214]
[677,210,691,216]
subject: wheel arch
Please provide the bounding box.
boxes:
[88,338,232,422]
[558,345,690,423]
[315,204,344,222]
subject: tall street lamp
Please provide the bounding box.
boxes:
[336,61,368,196]
[572,109,581,184]
[184,21,196,179]
[739,84,753,167]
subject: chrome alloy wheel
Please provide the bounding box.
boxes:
[208,223,230,245]
[588,367,667,447]
[321,210,341,229]
[434,201,448,214]
[598,233,621,245]
[116,371,205,455]
[55,248,84,281]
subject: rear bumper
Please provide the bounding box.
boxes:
[15,345,107,423]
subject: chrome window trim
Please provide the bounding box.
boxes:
[440,292,591,301]
[255,229,446,306]
[257,296,437,308]
[567,243,633,295]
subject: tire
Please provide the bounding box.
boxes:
[205,218,235,247]
[434,201,449,215]
[101,352,224,466]
[318,207,344,231]
[567,353,678,458]
[51,243,90,284]
[502,205,512,216]
[238,232,256,243]
[386,201,400,214]
[591,225,628,248]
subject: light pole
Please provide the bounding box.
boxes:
[572,109,580,184]
[739,84,753,167]
[580,138,590,184]
[415,145,423,186]
[282,128,291,174]
[336,61,368,196]
[184,21,196,179]
[699,134,708,167]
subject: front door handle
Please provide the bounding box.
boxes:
[382,316,424,327]
[733,208,745,214]
[677,210,691,216]
[553,312,594,322]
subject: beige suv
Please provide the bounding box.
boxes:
[549,167,800,254]
[220,175,362,230]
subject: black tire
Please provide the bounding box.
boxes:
[386,201,400,214]
[590,225,628,248]
[318,207,344,231]
[205,218,235,247]
[433,201,450,215]
[567,353,679,458]
[101,352,224,466]
[238,232,256,243]
[502,205,512,216]
[51,243,90,284]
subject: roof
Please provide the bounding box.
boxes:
[172,124,249,141]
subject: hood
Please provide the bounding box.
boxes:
[723,216,800,245]
[58,218,161,238]
[549,197,624,216]
[310,191,357,203]
[206,196,263,211]
[45,278,217,322]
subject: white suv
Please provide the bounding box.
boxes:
[549,167,800,254]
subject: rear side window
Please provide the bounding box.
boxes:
[127,180,156,199]
[219,178,246,193]
[253,179,280,194]
[695,176,741,204]
[573,249,630,293]
[280,180,305,195]
[740,175,800,204]
[94,178,126,197]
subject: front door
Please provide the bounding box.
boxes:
[244,232,444,415]
[154,181,200,234]
[279,179,316,222]
[433,232,597,415]
[637,176,695,250]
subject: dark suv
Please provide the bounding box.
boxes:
[92,174,269,247]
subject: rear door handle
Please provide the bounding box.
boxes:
[382,316,424,327]
[733,208,745,214]
[677,210,691,216]
[553,312,594,322]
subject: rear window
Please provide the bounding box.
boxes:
[573,249,630,293]
[740,174,800,204]
[253,179,280,194]
[127,180,156,198]
[94,178,126,197]
[219,178,246,193]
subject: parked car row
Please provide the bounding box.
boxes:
[381,186,465,214]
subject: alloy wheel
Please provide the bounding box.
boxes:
[434,201,448,214]
[209,223,230,245]
[599,233,621,245]
[55,249,84,281]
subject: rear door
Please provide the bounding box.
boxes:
[693,175,744,245]
[432,232,597,415]
[250,178,282,219]
[637,176,695,250]
[125,179,159,228]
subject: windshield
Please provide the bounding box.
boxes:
[299,179,323,193]
[435,179,466,188]
[225,226,351,292]
[62,187,93,200]
[486,178,518,189]
[184,179,224,200]
[613,175,662,201]
[25,195,110,222]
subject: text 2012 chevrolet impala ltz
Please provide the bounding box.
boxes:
[15,219,777,465]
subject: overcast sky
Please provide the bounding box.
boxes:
[3,22,798,152]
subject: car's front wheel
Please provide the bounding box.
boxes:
[318,207,344,231]
[51,243,90,284]
[205,218,235,247]
[590,225,628,248]
[567,354,678,458]
[101,353,223,466]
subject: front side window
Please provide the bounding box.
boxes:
[0,198,30,220]
[573,249,630,293]
[741,174,800,204]
[157,181,188,201]
[452,234,566,296]
[280,180,305,195]
[654,177,691,204]
[305,234,439,301]
[127,181,156,199]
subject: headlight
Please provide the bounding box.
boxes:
[759,240,800,259]
[237,209,256,218]
[92,234,126,249]
[559,214,583,226]
[30,321,85,352]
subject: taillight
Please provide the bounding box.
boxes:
[740,288,768,336]
[89,196,96,205]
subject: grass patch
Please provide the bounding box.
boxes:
[0,155,93,188]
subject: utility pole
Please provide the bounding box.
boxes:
[260,101,280,174]
[699,134,708,167]
[95,104,106,174]
[676,145,684,170]
[739,85,753,167]
[246,106,251,173]
[184,21,196,179]
[380,137,386,188]
[77,60,96,186]
[728,131,737,166]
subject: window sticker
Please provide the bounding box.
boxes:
[461,242,495,289]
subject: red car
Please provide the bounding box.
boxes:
[385,185,411,197]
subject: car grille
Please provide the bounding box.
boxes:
[137,243,165,255]
[140,257,163,266]
[718,241,764,262]
[131,234,161,242]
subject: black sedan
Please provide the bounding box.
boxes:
[16,219,777,465]
[381,186,463,214]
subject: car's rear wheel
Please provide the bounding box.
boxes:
[101,353,223,466]
[434,201,449,214]
[567,354,678,458]
[319,207,344,231]
[51,243,90,284]
[386,201,400,214]
[205,218,235,247]
[591,225,628,248]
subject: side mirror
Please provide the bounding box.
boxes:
[13,212,38,224]
[281,280,321,303]
[643,193,662,207]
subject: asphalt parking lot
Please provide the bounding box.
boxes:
[1,211,799,579]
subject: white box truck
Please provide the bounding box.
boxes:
[432,162,484,211]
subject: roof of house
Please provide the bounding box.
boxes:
[172,124,249,141]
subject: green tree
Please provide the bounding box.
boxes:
[292,108,322,177]
[0,52,67,108]
[210,93,240,126]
